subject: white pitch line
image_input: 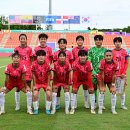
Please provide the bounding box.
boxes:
[0,65,6,69]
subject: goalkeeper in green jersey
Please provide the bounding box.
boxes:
[88,35,107,108]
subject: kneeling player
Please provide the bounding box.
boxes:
[0,51,33,115]
[32,50,52,115]
[97,50,118,114]
[70,50,95,114]
[51,51,72,114]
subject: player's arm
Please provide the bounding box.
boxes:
[121,55,129,78]
[88,50,97,75]
[21,73,28,88]
[30,56,34,64]
[98,61,105,87]
[69,52,73,65]
[32,72,36,87]
[49,48,53,64]
[4,74,9,87]
[72,64,78,83]
[29,48,34,64]
[4,66,10,87]
[100,70,104,83]
[33,48,37,61]
[73,70,78,83]
[53,52,57,63]
[0,74,9,93]
[88,49,92,62]
[72,49,75,61]
[112,72,116,87]
[68,64,73,85]
[47,71,51,87]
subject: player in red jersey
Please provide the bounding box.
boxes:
[0,51,33,115]
[53,38,73,63]
[32,50,52,115]
[34,33,53,107]
[72,35,89,109]
[51,51,72,114]
[97,50,118,114]
[53,38,73,110]
[14,33,33,111]
[34,33,53,64]
[112,37,129,110]
[70,50,95,114]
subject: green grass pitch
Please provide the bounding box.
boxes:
[0,57,130,130]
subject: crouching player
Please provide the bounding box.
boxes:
[32,50,52,115]
[97,50,118,114]
[0,51,33,115]
[51,51,72,114]
[70,50,95,114]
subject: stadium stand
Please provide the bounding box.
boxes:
[0,31,129,50]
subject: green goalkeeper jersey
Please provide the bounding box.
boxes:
[88,46,107,75]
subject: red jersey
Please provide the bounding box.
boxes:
[31,60,51,84]
[72,47,88,61]
[34,46,53,64]
[72,60,93,83]
[5,64,26,85]
[53,50,73,63]
[14,46,32,67]
[112,48,129,76]
[98,59,119,83]
[52,61,71,84]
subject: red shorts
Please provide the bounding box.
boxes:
[25,67,32,81]
[6,82,24,91]
[96,74,112,83]
[53,83,69,89]
[35,84,50,91]
[73,81,93,91]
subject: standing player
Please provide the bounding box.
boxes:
[70,50,95,114]
[112,37,129,110]
[53,38,73,63]
[34,33,53,64]
[97,50,118,114]
[14,34,33,111]
[72,35,89,109]
[51,51,72,114]
[32,50,52,115]
[0,51,33,115]
[53,38,73,110]
[88,35,107,108]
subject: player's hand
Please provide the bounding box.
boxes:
[69,81,73,85]
[93,74,98,78]
[120,74,126,79]
[112,83,116,87]
[0,87,6,93]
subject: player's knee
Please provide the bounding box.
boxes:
[88,89,94,94]
[52,87,58,93]
[46,89,52,101]
[99,88,105,92]
[83,85,87,90]
[110,89,116,94]
[16,89,20,92]
[72,88,78,94]
[46,93,52,101]
[33,94,38,101]
[64,87,69,92]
